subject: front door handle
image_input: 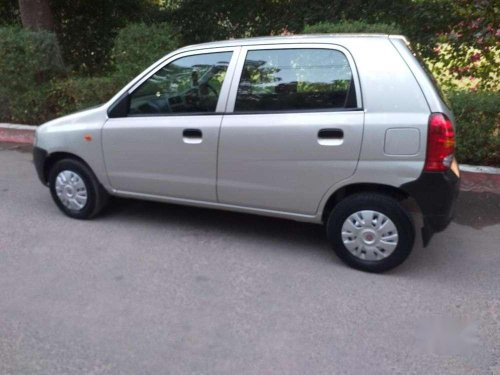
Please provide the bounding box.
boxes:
[318,128,344,146]
[183,129,203,144]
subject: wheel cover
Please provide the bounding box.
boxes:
[341,210,399,261]
[55,170,88,210]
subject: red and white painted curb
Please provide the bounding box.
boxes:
[458,165,500,194]
[0,123,498,193]
[459,164,500,174]
[0,123,36,144]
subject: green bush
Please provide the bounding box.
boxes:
[448,91,499,166]
[0,0,19,25]
[1,22,180,124]
[0,26,65,123]
[112,22,180,80]
[303,20,402,34]
[5,75,124,125]
[50,0,151,74]
[7,84,53,125]
[44,76,124,119]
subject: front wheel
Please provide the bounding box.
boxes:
[326,193,415,273]
[48,158,109,219]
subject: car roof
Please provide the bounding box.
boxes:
[176,34,398,52]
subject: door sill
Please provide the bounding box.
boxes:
[112,189,321,223]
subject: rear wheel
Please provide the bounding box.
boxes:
[48,158,108,219]
[326,193,415,273]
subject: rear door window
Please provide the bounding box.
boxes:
[234,48,356,112]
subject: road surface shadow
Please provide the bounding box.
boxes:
[105,189,500,235]
[98,189,499,273]
[104,196,331,258]
[453,191,500,229]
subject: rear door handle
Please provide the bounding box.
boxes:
[183,128,203,144]
[318,128,344,146]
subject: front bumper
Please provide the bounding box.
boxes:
[401,160,460,246]
[33,146,48,185]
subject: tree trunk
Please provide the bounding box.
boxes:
[18,0,55,31]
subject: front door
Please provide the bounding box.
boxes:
[217,45,364,214]
[102,49,236,201]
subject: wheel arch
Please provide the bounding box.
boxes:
[321,183,410,224]
[42,152,94,185]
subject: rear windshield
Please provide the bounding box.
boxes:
[407,43,451,109]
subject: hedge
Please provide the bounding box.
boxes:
[447,91,499,166]
[111,22,180,81]
[44,76,125,120]
[0,23,179,124]
[303,21,402,34]
[0,27,65,123]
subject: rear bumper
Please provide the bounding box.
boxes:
[33,146,48,185]
[401,162,460,246]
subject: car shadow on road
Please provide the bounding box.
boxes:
[103,196,334,261]
[98,191,499,275]
[394,191,500,278]
[453,191,500,229]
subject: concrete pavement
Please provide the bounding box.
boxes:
[0,144,499,374]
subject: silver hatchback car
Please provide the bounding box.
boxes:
[33,34,460,272]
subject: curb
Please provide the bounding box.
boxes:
[460,171,500,194]
[0,123,36,144]
[459,164,500,175]
[0,123,498,194]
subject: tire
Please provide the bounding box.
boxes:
[326,193,415,273]
[48,158,109,219]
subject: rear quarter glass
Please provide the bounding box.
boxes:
[406,42,451,110]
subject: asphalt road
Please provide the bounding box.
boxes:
[1,143,499,375]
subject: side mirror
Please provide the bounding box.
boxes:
[107,92,130,118]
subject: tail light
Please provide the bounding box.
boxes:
[424,113,455,172]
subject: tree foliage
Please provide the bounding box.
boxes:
[168,0,413,44]
[0,0,19,25]
[1,0,487,78]
[433,0,499,91]
[111,22,180,79]
[303,21,401,35]
[49,0,152,74]
[0,26,64,122]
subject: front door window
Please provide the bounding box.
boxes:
[129,52,233,115]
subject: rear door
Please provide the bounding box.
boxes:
[102,48,238,202]
[217,44,364,214]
